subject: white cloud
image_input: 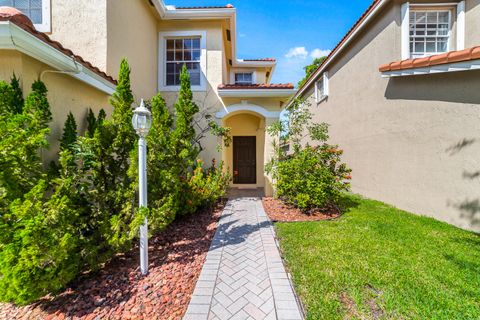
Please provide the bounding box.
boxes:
[285,46,309,59]
[310,48,331,58]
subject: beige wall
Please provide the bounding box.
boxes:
[300,0,480,231]
[106,0,158,100]
[50,0,108,71]
[0,50,111,162]
[465,0,480,47]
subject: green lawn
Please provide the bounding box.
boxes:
[275,195,480,320]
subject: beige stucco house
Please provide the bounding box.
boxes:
[0,1,296,195]
[291,0,480,231]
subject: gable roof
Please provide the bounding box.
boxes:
[290,0,388,101]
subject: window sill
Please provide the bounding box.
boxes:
[159,85,207,92]
[316,95,328,105]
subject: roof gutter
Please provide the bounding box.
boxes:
[0,22,115,95]
[289,0,390,103]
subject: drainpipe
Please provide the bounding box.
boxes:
[40,55,81,81]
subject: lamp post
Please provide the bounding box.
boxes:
[132,99,152,276]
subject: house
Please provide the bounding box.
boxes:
[0,1,296,196]
[290,0,480,231]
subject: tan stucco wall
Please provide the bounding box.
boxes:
[300,0,480,231]
[0,50,111,162]
[50,0,108,71]
[465,0,480,47]
[106,0,158,100]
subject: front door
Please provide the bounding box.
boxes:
[233,136,256,184]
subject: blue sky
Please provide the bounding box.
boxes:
[168,0,372,86]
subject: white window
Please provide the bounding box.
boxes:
[158,30,207,92]
[166,38,201,86]
[409,10,451,58]
[315,72,329,103]
[0,0,51,32]
[235,73,253,85]
[401,2,465,60]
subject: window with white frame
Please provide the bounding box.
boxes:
[315,72,329,103]
[409,10,451,58]
[235,73,253,85]
[166,37,201,86]
[0,0,50,32]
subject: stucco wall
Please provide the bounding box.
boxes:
[50,0,108,71]
[465,0,480,47]
[300,0,480,231]
[106,0,158,101]
[0,50,111,163]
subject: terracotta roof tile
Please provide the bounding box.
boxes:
[218,83,294,90]
[0,6,116,85]
[379,46,480,72]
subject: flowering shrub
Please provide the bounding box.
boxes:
[266,99,351,211]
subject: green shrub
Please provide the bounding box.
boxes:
[266,99,351,211]
[0,63,231,305]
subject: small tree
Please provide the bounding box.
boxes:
[85,108,97,138]
[298,56,327,88]
[10,74,24,114]
[266,98,351,211]
[60,112,78,151]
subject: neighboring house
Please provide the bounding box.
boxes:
[290,0,480,231]
[0,1,296,195]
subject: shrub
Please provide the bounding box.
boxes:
[266,99,351,211]
[60,112,78,151]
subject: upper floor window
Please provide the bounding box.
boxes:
[235,73,253,85]
[159,30,207,91]
[409,10,451,58]
[315,72,329,104]
[166,38,201,86]
[0,0,50,32]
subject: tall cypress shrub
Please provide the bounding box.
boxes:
[60,112,78,151]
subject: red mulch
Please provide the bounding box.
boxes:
[262,197,341,222]
[0,201,226,320]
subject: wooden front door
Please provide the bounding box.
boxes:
[233,136,256,184]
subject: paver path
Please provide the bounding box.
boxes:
[183,196,303,320]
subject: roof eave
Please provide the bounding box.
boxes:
[289,0,390,104]
[381,59,480,77]
[0,22,115,95]
[218,88,297,98]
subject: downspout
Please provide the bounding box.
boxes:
[40,55,81,82]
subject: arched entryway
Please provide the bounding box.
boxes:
[223,111,266,189]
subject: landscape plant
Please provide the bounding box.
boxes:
[0,62,230,305]
[266,98,351,211]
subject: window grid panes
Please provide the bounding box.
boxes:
[0,0,43,24]
[235,73,253,84]
[409,10,450,58]
[166,37,201,86]
[317,78,325,99]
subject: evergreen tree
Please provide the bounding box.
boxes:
[24,81,52,127]
[60,112,78,151]
[85,108,97,138]
[97,108,107,125]
[172,65,200,174]
[10,74,24,114]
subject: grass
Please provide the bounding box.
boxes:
[275,194,480,320]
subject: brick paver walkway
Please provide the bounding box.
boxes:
[183,196,303,320]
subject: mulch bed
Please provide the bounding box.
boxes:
[0,200,226,320]
[262,197,341,222]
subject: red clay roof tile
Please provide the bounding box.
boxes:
[0,6,116,85]
[175,4,234,9]
[218,83,294,90]
[379,46,480,72]
[242,58,276,62]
